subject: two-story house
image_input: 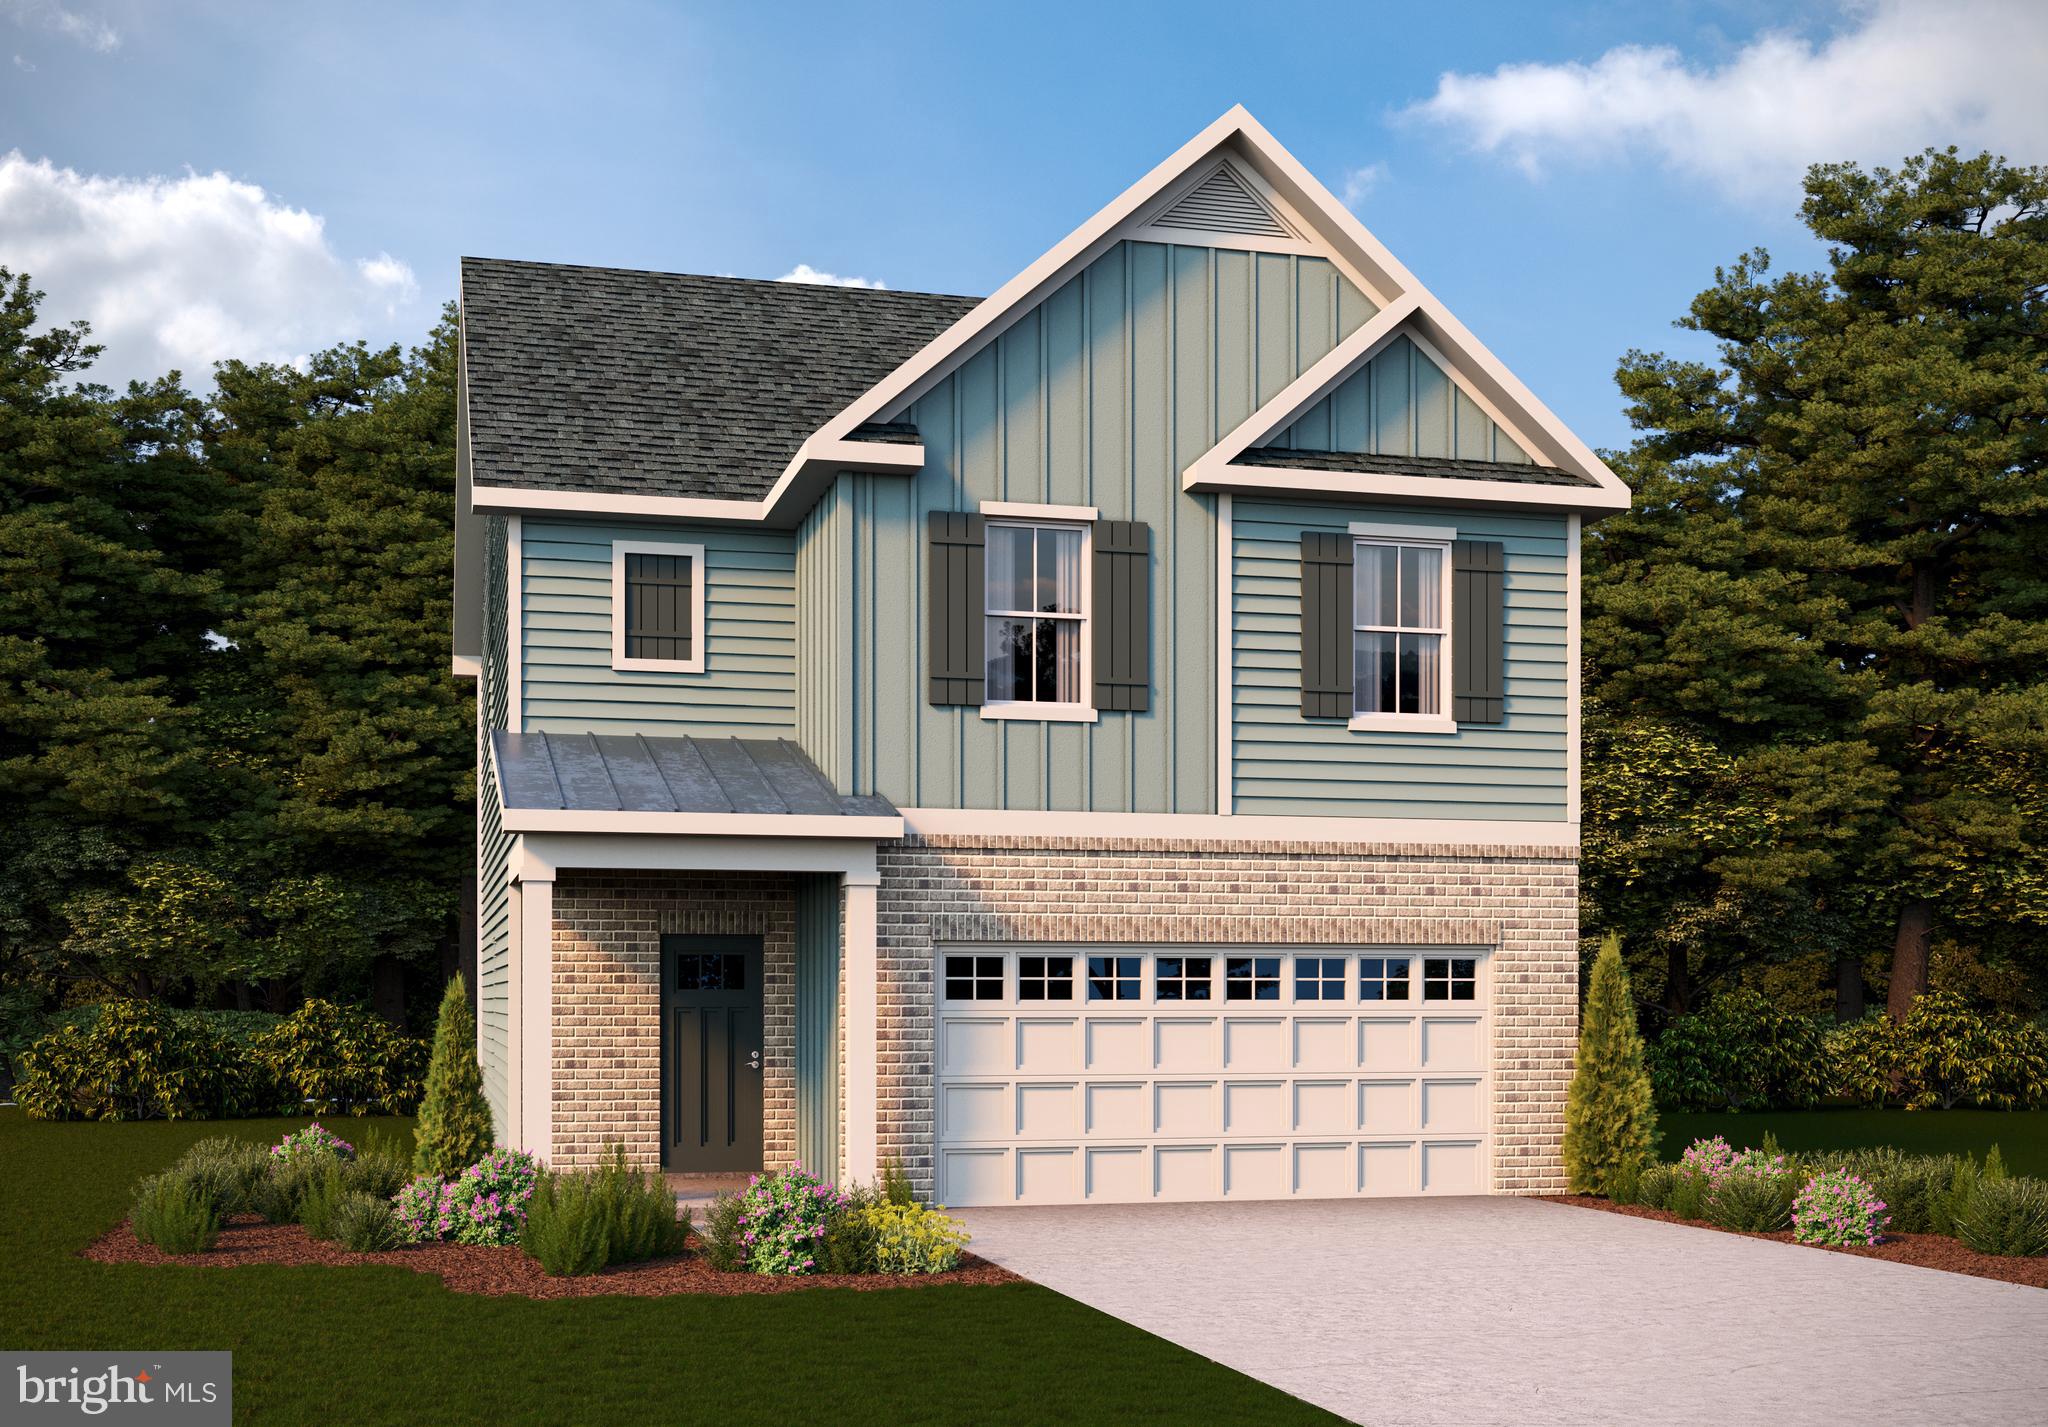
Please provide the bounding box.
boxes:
[451,107,1630,1206]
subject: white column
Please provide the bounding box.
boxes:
[517,872,555,1164]
[842,872,881,1186]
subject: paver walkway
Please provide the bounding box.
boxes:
[957,1197,2048,1426]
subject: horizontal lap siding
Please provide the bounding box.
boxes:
[1232,501,1569,820]
[478,514,513,1131]
[521,520,796,736]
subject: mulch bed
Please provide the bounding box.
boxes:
[82,1216,1021,1299]
[1545,1194,2048,1291]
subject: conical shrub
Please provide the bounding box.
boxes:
[1562,933,1660,1195]
[412,975,495,1177]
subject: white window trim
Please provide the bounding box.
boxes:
[610,538,706,673]
[1347,533,1454,732]
[979,514,1097,724]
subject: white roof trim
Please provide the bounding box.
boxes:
[500,807,905,839]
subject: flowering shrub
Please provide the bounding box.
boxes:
[737,1164,848,1275]
[270,1122,356,1164]
[1794,1169,1890,1247]
[392,1173,460,1243]
[1677,1136,1736,1179]
[862,1200,971,1274]
[446,1149,540,1246]
[1704,1151,1798,1232]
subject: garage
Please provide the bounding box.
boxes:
[933,946,1492,1205]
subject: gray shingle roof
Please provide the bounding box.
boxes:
[1238,447,1596,487]
[493,730,897,817]
[460,258,979,502]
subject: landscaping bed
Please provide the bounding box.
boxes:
[1548,1194,2048,1291]
[83,1214,1018,1298]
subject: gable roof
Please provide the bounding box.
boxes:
[460,258,978,502]
[1237,449,1598,489]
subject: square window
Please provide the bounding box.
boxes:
[1423,957,1476,1002]
[1225,956,1280,1001]
[1018,955,1074,1001]
[1156,957,1212,1002]
[1359,957,1411,1002]
[1087,956,1140,1002]
[614,542,705,671]
[945,954,1004,1002]
[1295,956,1346,1001]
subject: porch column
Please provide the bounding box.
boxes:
[516,870,555,1164]
[842,871,881,1185]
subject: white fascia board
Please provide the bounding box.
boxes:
[499,806,905,839]
[451,653,481,679]
[1203,465,1632,513]
[517,832,881,881]
[898,807,1579,850]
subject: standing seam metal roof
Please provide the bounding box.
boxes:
[492,730,896,818]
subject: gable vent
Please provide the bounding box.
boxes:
[1152,163,1295,239]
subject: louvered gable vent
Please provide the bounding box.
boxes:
[1153,163,1295,239]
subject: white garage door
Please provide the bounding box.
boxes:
[934,946,1492,1206]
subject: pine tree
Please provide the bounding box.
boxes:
[1562,933,1660,1195]
[412,974,494,1175]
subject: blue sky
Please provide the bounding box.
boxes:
[3,0,2042,451]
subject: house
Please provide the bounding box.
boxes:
[450,106,1630,1206]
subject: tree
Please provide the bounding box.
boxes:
[412,974,494,1176]
[1562,934,1659,1195]
[1593,149,2048,1018]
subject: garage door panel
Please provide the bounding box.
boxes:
[942,1082,1008,1139]
[1223,1017,1287,1069]
[1360,1141,1416,1195]
[1017,1017,1080,1073]
[1294,1142,1353,1196]
[1421,1017,1483,1071]
[1086,1018,1147,1071]
[1422,1140,1483,1193]
[1017,1147,1077,1202]
[1359,1017,1416,1070]
[1017,1082,1080,1138]
[1154,1145,1216,1199]
[1359,1079,1415,1132]
[1223,1080,1287,1134]
[1086,1081,1147,1136]
[1292,1079,1352,1134]
[1224,1143,1287,1198]
[1153,1080,1217,1135]
[1086,1146,1146,1201]
[943,1017,1012,1075]
[1421,1078,1482,1132]
[943,1148,1009,1205]
[1292,1017,1353,1070]
[1153,1017,1216,1071]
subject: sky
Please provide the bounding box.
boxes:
[2,0,2045,452]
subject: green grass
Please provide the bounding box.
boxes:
[1660,1107,2048,1176]
[0,1111,1335,1426]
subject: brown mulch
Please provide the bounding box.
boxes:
[82,1216,1021,1299]
[1544,1194,2048,1291]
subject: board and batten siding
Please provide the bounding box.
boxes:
[1231,500,1570,820]
[1262,334,1532,463]
[477,513,514,1130]
[796,239,1375,812]
[521,520,797,737]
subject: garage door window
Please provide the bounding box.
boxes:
[1423,957,1477,1002]
[1359,957,1411,1001]
[945,955,1004,1001]
[1225,956,1281,1001]
[1087,956,1141,1001]
[1018,955,1074,1001]
[1295,956,1346,1000]
[1156,956,1213,1001]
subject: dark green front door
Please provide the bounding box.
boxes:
[661,934,764,1171]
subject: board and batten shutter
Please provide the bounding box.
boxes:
[1298,531,1353,720]
[1091,520,1151,712]
[927,511,986,706]
[1452,539,1507,724]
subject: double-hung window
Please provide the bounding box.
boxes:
[985,520,1087,715]
[612,540,706,673]
[1352,538,1448,723]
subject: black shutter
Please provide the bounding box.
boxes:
[1299,531,1352,720]
[1092,520,1151,712]
[624,552,694,662]
[927,511,986,706]
[1452,539,1506,724]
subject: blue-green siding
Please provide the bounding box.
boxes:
[1264,335,1531,463]
[478,513,513,1130]
[1231,500,1569,820]
[794,875,841,1179]
[521,519,797,736]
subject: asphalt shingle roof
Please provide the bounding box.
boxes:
[493,730,897,817]
[460,258,980,501]
[1237,448,1597,488]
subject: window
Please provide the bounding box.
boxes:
[676,952,745,992]
[944,955,1004,1001]
[1423,957,1477,1002]
[1018,955,1074,1001]
[612,540,705,672]
[985,521,1086,709]
[1225,956,1280,1001]
[1156,956,1212,1001]
[1086,955,1141,1002]
[1295,956,1347,1001]
[1359,957,1411,1002]
[1353,540,1446,718]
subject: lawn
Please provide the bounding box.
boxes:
[1660,1107,2048,1177]
[0,1111,1336,1426]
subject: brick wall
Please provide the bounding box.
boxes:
[874,834,1579,1198]
[550,870,796,1171]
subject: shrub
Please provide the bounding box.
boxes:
[1793,1169,1890,1246]
[1929,1157,1980,1238]
[1704,1157,1797,1233]
[253,1001,429,1116]
[1891,995,2048,1111]
[412,976,494,1177]
[859,1200,971,1274]
[1825,1015,1904,1107]
[1562,934,1660,1196]
[522,1175,610,1276]
[1632,1163,1677,1211]
[1648,991,1829,1112]
[1825,1148,1961,1235]
[297,1162,350,1241]
[880,1159,915,1207]
[173,1137,272,1216]
[445,1148,540,1246]
[734,1166,847,1275]
[131,1172,221,1254]
[521,1148,687,1277]
[1953,1177,2048,1257]
[393,1174,457,1243]
[270,1122,356,1165]
[701,1190,747,1272]
[332,1191,403,1252]
[342,1147,411,1202]
[14,1000,276,1121]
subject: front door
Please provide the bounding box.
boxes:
[661,934,764,1171]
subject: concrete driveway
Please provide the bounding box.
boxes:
[957,1197,2048,1426]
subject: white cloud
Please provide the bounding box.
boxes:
[1404,0,2048,204]
[1340,163,1387,210]
[777,262,886,289]
[0,152,423,388]
[1,0,118,52]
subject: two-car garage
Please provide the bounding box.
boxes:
[933,945,1493,1206]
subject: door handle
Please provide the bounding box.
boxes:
[748,1049,762,1071]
